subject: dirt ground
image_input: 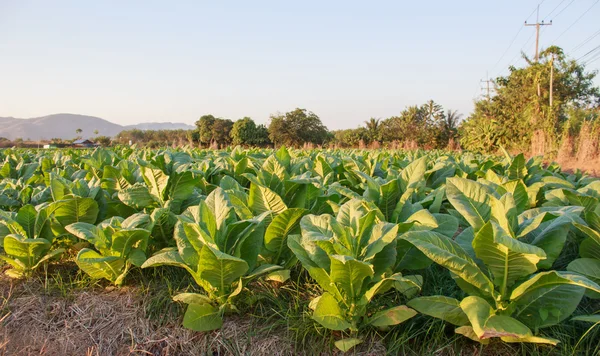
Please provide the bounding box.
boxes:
[555,157,600,177]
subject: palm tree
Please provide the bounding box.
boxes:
[444,110,462,133]
[365,118,380,143]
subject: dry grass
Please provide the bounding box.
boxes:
[0,277,296,356]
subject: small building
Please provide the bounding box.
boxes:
[73,139,97,148]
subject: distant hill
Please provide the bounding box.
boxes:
[0,114,195,140]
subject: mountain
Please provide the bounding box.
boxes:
[125,122,194,131]
[0,114,194,140]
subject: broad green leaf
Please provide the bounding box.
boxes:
[173,292,212,306]
[510,271,600,328]
[248,183,287,216]
[3,234,50,266]
[16,205,37,238]
[197,245,249,290]
[473,222,545,294]
[408,296,469,326]
[181,303,223,331]
[572,315,600,323]
[334,338,362,352]
[460,296,531,340]
[402,231,495,297]
[574,223,600,259]
[264,208,306,253]
[400,156,427,193]
[118,184,157,210]
[446,177,492,231]
[507,154,527,180]
[76,248,124,282]
[204,187,235,232]
[329,255,373,300]
[367,305,416,327]
[378,179,400,220]
[312,292,351,331]
[52,197,99,227]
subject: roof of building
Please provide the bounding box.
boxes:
[73,139,94,144]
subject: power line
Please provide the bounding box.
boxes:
[578,45,600,62]
[571,28,600,52]
[551,0,600,44]
[490,27,524,74]
[548,0,576,20]
[542,0,569,20]
[584,51,600,64]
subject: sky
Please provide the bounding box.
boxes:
[1,0,599,130]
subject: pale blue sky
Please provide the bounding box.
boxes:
[1,0,599,129]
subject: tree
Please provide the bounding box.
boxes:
[195,115,216,146]
[268,108,329,147]
[230,117,257,146]
[252,124,271,146]
[211,118,234,147]
[461,46,600,152]
[380,105,434,146]
[365,118,381,142]
[93,129,99,135]
[95,136,112,147]
[75,128,82,134]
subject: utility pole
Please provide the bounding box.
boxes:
[525,5,552,62]
[480,73,494,100]
[549,53,554,107]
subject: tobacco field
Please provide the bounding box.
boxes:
[0,147,599,355]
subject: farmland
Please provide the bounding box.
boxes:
[0,146,599,355]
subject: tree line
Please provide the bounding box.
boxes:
[112,104,461,149]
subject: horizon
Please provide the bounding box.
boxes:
[1,1,600,130]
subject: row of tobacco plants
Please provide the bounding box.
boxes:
[0,146,599,352]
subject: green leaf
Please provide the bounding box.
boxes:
[248,183,287,216]
[140,165,168,203]
[400,156,427,193]
[473,222,545,294]
[16,205,37,239]
[507,154,527,180]
[334,338,363,352]
[446,177,492,231]
[118,184,157,210]
[173,292,212,306]
[455,326,490,344]
[204,187,235,232]
[378,179,400,220]
[264,208,306,253]
[312,292,351,331]
[3,234,50,268]
[197,245,249,291]
[572,315,600,323]
[402,231,495,297]
[329,255,374,301]
[574,223,600,259]
[408,296,469,326]
[166,171,196,202]
[65,222,103,244]
[567,258,600,284]
[368,305,416,327]
[52,197,99,227]
[509,271,600,328]
[111,229,150,258]
[76,248,124,282]
[181,303,223,331]
[460,296,532,340]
